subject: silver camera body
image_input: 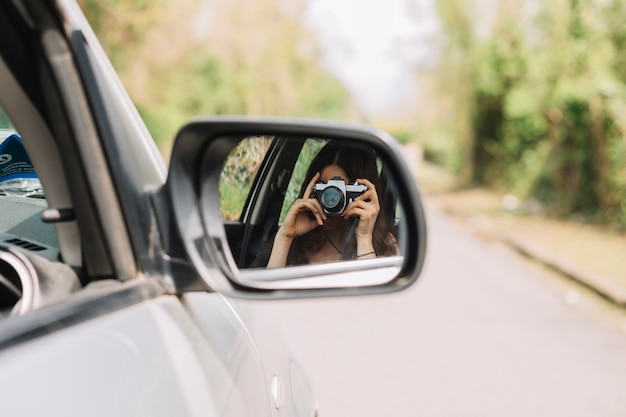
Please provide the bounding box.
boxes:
[311,176,368,215]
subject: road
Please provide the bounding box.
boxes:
[252,201,626,417]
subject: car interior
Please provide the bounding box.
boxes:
[0,107,83,317]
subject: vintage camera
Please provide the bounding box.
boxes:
[311,176,368,215]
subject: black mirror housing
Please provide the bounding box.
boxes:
[160,116,427,299]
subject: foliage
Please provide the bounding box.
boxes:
[78,0,170,71]
[426,0,626,229]
[220,137,273,220]
[78,0,352,152]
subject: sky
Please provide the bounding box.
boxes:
[305,0,440,118]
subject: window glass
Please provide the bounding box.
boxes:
[0,106,58,251]
[279,138,327,222]
[0,108,43,198]
[220,136,273,220]
[0,106,12,131]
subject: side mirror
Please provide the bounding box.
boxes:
[160,117,427,299]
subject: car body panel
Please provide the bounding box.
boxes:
[0,292,275,417]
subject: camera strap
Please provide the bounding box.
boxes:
[340,217,359,260]
[321,217,359,260]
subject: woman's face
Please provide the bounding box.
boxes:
[319,164,349,230]
[320,164,349,184]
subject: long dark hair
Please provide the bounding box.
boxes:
[286,142,397,265]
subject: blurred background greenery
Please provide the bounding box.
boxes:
[78,0,626,231]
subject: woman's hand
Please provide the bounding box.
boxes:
[267,173,326,268]
[343,178,379,241]
[277,172,326,239]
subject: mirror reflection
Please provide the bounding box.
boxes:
[220,136,403,271]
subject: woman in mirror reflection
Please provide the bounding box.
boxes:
[267,142,399,267]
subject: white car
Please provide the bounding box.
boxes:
[0,1,427,416]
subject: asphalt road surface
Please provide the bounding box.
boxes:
[254,201,626,417]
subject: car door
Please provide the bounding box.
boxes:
[0,284,277,416]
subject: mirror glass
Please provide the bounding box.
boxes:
[217,134,405,287]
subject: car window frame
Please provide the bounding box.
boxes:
[221,136,307,267]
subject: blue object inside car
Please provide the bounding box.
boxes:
[0,134,37,182]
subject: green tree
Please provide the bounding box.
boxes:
[426,0,476,176]
[426,0,626,228]
[79,0,353,151]
[78,0,171,71]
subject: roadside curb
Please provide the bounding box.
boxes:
[430,198,626,310]
[496,233,626,309]
[405,148,626,311]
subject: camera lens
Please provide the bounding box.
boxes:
[320,186,344,214]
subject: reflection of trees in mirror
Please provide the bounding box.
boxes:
[220,136,272,220]
[279,138,327,221]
